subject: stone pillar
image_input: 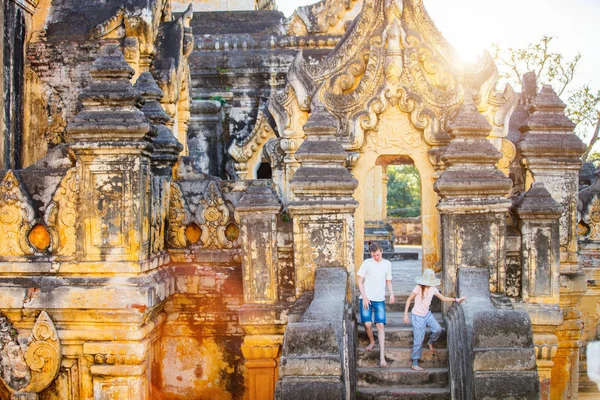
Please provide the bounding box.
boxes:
[134,72,183,259]
[0,0,4,164]
[577,166,600,398]
[514,182,563,399]
[519,84,588,399]
[382,166,389,220]
[2,0,36,170]
[236,182,284,400]
[519,84,586,273]
[288,104,358,297]
[434,102,513,298]
[66,46,156,270]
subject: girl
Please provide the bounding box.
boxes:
[403,268,466,371]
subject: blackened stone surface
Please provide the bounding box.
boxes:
[189,10,286,35]
[3,0,26,170]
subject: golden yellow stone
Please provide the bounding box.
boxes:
[225,223,239,242]
[28,224,51,251]
[185,224,202,243]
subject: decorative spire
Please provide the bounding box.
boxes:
[515,182,562,218]
[289,105,358,207]
[134,72,183,166]
[66,45,153,144]
[435,101,512,198]
[519,84,586,160]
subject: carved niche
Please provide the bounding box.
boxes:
[228,107,277,180]
[194,182,239,250]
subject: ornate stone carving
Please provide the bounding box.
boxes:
[0,171,35,257]
[0,311,61,397]
[194,182,235,249]
[45,168,79,257]
[229,107,277,180]
[288,0,360,36]
[581,195,600,241]
[167,182,188,249]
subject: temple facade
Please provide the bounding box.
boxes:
[0,0,598,399]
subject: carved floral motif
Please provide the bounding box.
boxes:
[195,182,235,249]
[0,171,35,257]
[0,312,61,396]
[167,183,188,249]
[45,168,79,257]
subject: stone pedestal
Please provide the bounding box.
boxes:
[519,84,587,399]
[434,102,512,298]
[519,85,586,274]
[237,182,284,400]
[241,335,282,400]
[288,105,358,297]
[66,46,156,270]
[514,182,563,398]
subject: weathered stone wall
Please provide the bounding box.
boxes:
[160,263,245,400]
[173,0,257,12]
[387,217,421,245]
[25,41,108,167]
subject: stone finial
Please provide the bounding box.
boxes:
[237,181,282,214]
[289,106,358,205]
[434,101,512,198]
[134,72,183,166]
[66,45,153,143]
[519,85,586,160]
[515,182,562,218]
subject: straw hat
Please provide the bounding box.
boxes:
[415,268,441,286]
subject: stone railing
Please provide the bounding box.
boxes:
[445,302,471,399]
[276,267,356,399]
[448,268,539,400]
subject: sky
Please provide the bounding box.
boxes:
[277,0,600,145]
[278,0,599,91]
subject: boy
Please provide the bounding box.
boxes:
[357,242,395,367]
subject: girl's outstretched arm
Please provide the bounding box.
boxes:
[434,292,466,303]
[403,292,416,324]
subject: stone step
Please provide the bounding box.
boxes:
[356,387,451,400]
[357,367,449,388]
[357,347,448,368]
[357,325,447,347]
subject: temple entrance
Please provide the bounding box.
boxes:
[351,107,439,272]
[362,155,422,263]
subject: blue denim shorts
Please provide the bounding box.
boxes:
[359,300,386,324]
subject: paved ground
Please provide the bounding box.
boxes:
[390,245,422,297]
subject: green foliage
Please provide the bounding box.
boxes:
[209,96,228,105]
[492,36,600,160]
[386,165,421,217]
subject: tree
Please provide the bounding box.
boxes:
[386,166,421,218]
[492,36,600,160]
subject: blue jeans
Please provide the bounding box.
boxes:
[360,300,386,324]
[411,311,442,362]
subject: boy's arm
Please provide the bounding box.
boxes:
[357,275,370,309]
[386,280,395,304]
[434,292,466,303]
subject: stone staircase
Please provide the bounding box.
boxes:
[356,296,451,400]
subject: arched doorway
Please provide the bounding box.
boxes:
[352,106,439,272]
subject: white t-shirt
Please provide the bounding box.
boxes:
[411,285,439,316]
[357,258,392,302]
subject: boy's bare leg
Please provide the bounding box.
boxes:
[376,323,387,367]
[364,322,375,351]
